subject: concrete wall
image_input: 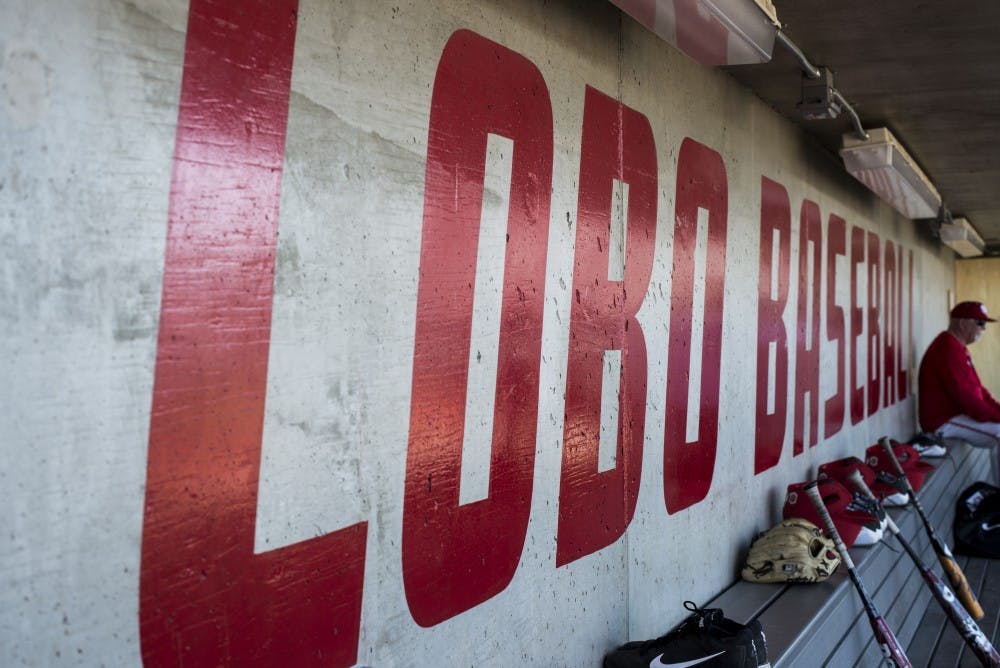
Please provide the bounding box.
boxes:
[0,0,955,665]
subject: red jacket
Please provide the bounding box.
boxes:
[918,331,1000,432]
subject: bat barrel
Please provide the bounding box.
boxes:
[804,480,912,667]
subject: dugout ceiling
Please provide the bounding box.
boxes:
[718,0,1000,255]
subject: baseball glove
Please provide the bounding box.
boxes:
[741,518,841,583]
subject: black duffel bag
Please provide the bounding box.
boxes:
[955,481,1000,558]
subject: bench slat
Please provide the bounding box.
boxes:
[772,445,978,666]
[699,443,992,668]
[707,580,787,625]
[709,443,993,668]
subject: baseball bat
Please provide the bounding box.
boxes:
[878,436,985,620]
[804,480,912,667]
[847,469,1000,667]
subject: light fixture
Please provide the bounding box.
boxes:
[939,217,985,258]
[839,127,941,220]
[610,0,780,66]
[798,67,841,120]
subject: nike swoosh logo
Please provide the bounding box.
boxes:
[650,651,725,667]
[981,522,1000,531]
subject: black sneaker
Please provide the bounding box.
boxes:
[603,601,770,668]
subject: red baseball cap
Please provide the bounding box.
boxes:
[819,454,905,505]
[816,457,888,530]
[818,456,877,490]
[783,479,883,548]
[950,301,996,322]
[865,440,936,492]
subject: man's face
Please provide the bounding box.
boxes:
[958,317,987,345]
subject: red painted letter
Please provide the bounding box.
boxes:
[754,177,790,473]
[867,231,881,416]
[824,214,846,438]
[140,2,368,666]
[403,30,553,625]
[849,226,866,425]
[898,249,912,399]
[883,240,897,405]
[664,138,727,512]
[794,200,822,454]
[557,86,657,565]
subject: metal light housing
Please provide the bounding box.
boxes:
[610,0,780,66]
[840,127,941,220]
[939,217,985,258]
[798,67,842,120]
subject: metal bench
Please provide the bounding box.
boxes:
[706,441,993,667]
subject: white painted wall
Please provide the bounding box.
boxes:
[0,0,955,665]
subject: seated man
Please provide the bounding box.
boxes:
[919,301,1000,482]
